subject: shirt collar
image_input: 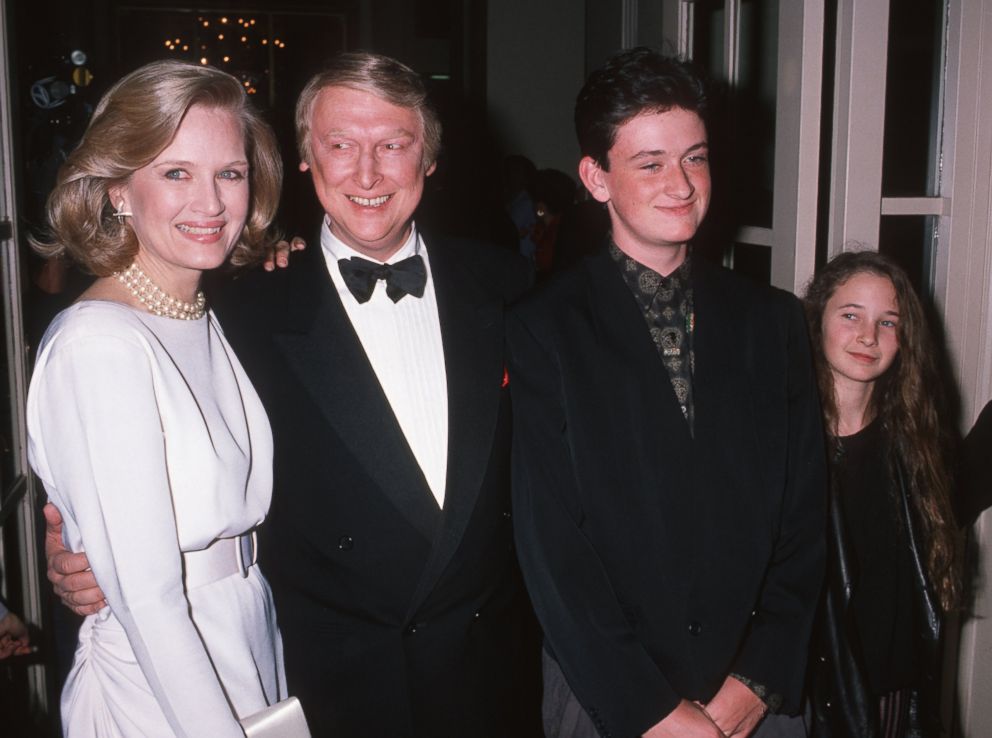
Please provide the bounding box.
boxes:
[609,241,693,296]
[320,216,421,265]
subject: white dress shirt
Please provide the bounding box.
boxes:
[320,219,449,507]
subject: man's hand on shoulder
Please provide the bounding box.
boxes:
[44,503,106,616]
[702,675,768,737]
[642,699,726,738]
[262,236,307,272]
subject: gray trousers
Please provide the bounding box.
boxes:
[542,649,809,738]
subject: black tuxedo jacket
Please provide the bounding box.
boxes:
[211,235,540,737]
[507,249,826,738]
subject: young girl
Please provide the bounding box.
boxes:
[803,251,960,738]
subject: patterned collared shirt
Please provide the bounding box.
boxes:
[610,242,695,435]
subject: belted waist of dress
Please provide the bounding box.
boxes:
[182,530,257,589]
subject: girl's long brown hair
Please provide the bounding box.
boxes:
[804,250,961,611]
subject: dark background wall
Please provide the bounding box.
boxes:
[8,0,611,239]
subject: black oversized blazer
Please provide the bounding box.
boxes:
[210,235,539,737]
[507,248,827,738]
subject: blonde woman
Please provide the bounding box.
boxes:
[28,60,286,736]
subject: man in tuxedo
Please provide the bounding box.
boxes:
[508,49,826,738]
[45,52,539,737]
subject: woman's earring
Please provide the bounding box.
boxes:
[113,201,132,224]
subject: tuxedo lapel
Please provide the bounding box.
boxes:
[404,239,505,613]
[272,246,440,541]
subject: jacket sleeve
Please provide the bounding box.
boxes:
[508,309,680,738]
[959,399,992,527]
[729,296,827,714]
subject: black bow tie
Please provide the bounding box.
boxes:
[338,254,427,304]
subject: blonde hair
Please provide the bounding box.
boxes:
[294,51,441,171]
[33,60,283,274]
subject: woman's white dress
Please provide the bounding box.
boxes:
[27,301,286,737]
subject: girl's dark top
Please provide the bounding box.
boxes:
[834,419,920,695]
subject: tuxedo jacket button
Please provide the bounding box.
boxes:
[688,620,702,636]
[337,535,354,551]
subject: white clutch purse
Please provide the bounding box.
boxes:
[239,696,312,738]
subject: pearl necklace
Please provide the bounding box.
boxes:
[115,263,206,320]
